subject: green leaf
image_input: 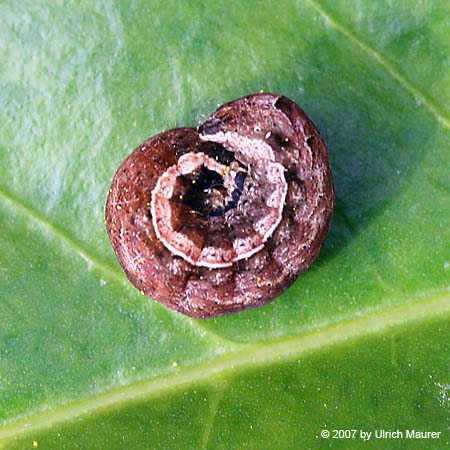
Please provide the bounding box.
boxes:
[1,0,449,448]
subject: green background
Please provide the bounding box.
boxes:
[0,0,449,448]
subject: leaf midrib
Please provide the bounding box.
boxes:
[0,290,448,442]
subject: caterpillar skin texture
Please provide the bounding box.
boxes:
[106,93,335,318]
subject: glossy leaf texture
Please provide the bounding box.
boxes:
[0,1,449,449]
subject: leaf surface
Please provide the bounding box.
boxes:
[0,0,449,448]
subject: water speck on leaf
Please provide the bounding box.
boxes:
[434,382,450,408]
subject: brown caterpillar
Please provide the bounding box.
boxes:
[106,93,335,318]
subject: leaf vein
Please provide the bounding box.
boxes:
[0,187,231,344]
[200,384,226,450]
[0,187,125,284]
[306,0,450,131]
